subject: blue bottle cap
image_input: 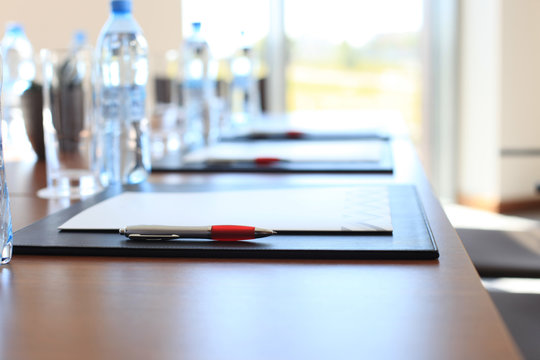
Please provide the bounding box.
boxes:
[72,30,87,47]
[111,0,132,14]
[5,22,24,36]
[192,22,201,32]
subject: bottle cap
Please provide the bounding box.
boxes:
[73,30,87,45]
[111,0,132,14]
[5,22,24,36]
[192,22,201,33]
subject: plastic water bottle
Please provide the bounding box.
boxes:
[0,53,14,264]
[182,22,218,147]
[0,22,36,160]
[70,30,88,53]
[57,31,91,154]
[60,30,89,90]
[0,23,34,101]
[229,31,261,127]
[93,0,150,185]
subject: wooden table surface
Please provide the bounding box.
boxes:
[2,138,522,360]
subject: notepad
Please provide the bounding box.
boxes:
[224,109,401,138]
[59,186,393,233]
[183,140,384,164]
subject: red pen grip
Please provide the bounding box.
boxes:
[254,157,281,165]
[211,225,256,241]
[286,131,304,139]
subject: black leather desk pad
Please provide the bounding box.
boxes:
[13,183,438,260]
[221,132,390,141]
[151,139,393,174]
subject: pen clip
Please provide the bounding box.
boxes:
[127,234,181,241]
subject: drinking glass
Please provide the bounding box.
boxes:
[38,48,102,199]
[0,56,14,264]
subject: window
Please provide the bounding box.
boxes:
[181,0,424,133]
[285,0,423,131]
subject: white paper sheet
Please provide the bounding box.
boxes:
[59,186,392,232]
[223,109,404,137]
[183,140,384,164]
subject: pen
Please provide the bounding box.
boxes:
[205,157,286,166]
[120,225,276,241]
[249,131,305,140]
[254,157,283,165]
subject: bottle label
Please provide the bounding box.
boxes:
[101,85,146,121]
[128,85,146,120]
[101,87,120,119]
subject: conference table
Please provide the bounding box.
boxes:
[3,133,522,359]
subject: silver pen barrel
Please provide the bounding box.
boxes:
[120,225,213,238]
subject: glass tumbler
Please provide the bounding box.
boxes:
[38,48,102,199]
[0,55,14,264]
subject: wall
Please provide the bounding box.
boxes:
[458,0,501,207]
[459,0,540,211]
[500,0,540,203]
[0,0,182,56]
